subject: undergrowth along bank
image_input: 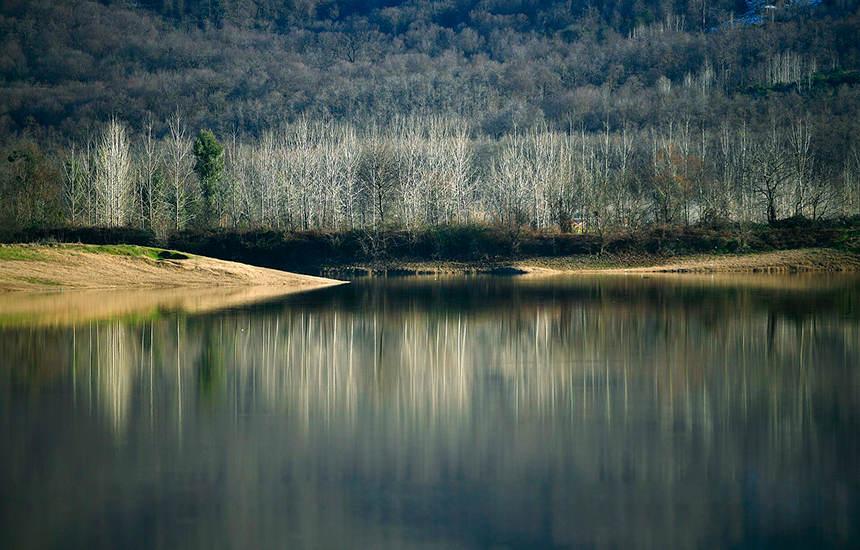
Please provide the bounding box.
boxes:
[5,218,859,275]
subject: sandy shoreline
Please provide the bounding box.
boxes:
[535,248,860,274]
[1,245,857,326]
[0,244,345,292]
[320,248,860,276]
[2,245,859,294]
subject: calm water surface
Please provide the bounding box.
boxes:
[1,274,859,549]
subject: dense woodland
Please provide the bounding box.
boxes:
[3,0,860,238]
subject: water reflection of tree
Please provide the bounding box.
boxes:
[54,293,856,453]
[2,277,859,549]
[196,328,226,405]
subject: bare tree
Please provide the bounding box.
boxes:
[788,116,814,218]
[490,133,530,230]
[750,122,790,224]
[95,118,132,227]
[138,118,162,230]
[254,131,283,229]
[395,116,428,230]
[164,112,196,231]
[329,123,360,230]
[357,132,399,228]
[63,145,88,226]
[224,131,252,228]
[842,147,860,218]
[446,121,473,224]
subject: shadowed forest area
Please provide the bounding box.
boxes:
[2,0,860,250]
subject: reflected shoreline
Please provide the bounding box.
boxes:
[0,285,337,327]
[1,272,858,328]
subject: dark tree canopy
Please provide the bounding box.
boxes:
[193,128,225,223]
[193,129,225,191]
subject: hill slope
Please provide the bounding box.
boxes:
[2,0,859,138]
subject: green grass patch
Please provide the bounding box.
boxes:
[0,246,49,261]
[1,243,190,261]
[11,275,63,286]
[71,244,189,260]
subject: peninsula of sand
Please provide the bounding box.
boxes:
[0,244,344,292]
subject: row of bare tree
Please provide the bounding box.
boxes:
[50,114,860,235]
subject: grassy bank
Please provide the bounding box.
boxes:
[5,218,860,276]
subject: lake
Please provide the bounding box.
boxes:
[1,274,859,549]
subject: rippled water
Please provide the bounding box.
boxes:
[1,274,859,549]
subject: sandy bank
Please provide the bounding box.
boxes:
[0,244,345,292]
[320,248,860,276]
[561,248,860,274]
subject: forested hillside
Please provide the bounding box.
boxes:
[2,0,860,237]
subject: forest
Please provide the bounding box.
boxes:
[2,0,860,241]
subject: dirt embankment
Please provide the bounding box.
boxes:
[0,244,345,292]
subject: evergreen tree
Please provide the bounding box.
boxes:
[193,129,225,225]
